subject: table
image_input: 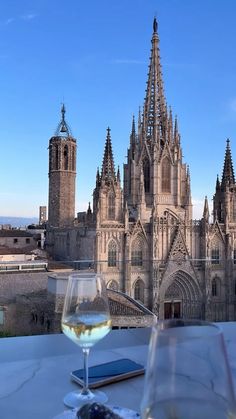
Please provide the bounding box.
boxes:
[0,324,235,419]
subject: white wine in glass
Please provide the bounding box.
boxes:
[61,272,111,408]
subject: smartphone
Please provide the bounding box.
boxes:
[71,358,145,388]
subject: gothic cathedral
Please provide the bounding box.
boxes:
[46,19,236,322]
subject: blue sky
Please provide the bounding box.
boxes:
[1,0,236,219]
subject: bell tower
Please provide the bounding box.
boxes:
[48,105,77,227]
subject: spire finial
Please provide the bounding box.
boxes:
[61,103,65,120]
[153,17,158,33]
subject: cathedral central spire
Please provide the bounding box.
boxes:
[143,17,166,145]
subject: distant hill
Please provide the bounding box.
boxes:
[0,216,38,228]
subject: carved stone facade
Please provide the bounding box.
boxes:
[46,19,236,322]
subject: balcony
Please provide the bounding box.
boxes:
[0,323,236,419]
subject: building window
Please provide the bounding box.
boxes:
[212,278,219,297]
[134,279,145,303]
[26,238,30,244]
[107,280,119,291]
[234,249,236,264]
[162,157,171,193]
[143,158,150,193]
[0,307,4,325]
[14,238,18,244]
[108,241,117,267]
[131,239,143,266]
[108,193,115,220]
[211,248,220,264]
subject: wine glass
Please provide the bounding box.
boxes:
[141,319,236,419]
[61,272,111,409]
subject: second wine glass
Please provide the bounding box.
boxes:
[141,319,236,419]
[61,272,111,409]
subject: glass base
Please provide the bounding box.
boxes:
[63,388,108,409]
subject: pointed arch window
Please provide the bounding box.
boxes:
[212,277,220,297]
[108,240,117,267]
[162,157,171,193]
[66,233,70,258]
[134,278,145,303]
[131,239,143,266]
[64,145,69,170]
[143,158,150,193]
[211,247,220,264]
[108,193,115,220]
[233,249,236,265]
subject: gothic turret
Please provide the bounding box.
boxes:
[93,128,122,223]
[130,116,136,160]
[101,127,116,185]
[203,196,210,222]
[221,139,235,189]
[213,139,236,223]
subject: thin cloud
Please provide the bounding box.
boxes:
[229,98,236,113]
[21,13,37,21]
[5,18,15,25]
[2,13,37,26]
[111,58,145,65]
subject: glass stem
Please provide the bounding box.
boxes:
[81,348,90,395]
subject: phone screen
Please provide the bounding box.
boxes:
[71,358,145,388]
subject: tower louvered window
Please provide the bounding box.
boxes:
[72,146,75,171]
[108,241,117,267]
[64,145,68,170]
[162,157,171,193]
[143,158,150,192]
[108,193,115,220]
[55,144,59,170]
